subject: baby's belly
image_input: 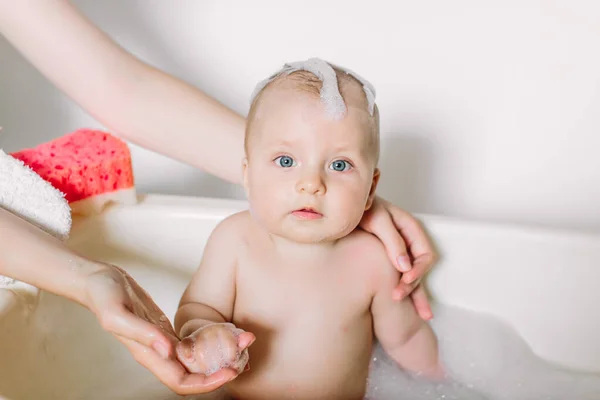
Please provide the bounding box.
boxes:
[225,315,373,400]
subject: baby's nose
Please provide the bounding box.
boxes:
[295,172,326,195]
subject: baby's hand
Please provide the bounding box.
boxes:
[176,322,255,377]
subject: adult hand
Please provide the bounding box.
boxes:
[359,196,437,320]
[83,264,236,395]
[177,322,254,376]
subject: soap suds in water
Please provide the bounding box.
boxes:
[366,305,600,400]
[2,245,599,400]
[0,276,16,286]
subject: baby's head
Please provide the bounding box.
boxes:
[242,58,381,244]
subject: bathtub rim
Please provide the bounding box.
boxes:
[3,192,600,320]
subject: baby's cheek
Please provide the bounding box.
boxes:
[348,202,366,226]
[330,213,360,240]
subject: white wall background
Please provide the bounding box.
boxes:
[1,0,599,233]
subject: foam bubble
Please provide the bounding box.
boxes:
[366,304,600,400]
[250,57,377,120]
[188,322,249,376]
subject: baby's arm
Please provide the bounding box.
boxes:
[175,215,255,376]
[371,261,444,379]
[175,217,238,336]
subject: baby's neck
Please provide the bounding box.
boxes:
[267,233,338,266]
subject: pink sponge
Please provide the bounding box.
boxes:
[10,129,137,215]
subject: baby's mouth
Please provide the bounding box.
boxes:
[291,207,323,220]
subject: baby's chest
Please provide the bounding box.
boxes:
[233,259,373,330]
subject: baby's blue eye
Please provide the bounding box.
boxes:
[275,155,296,168]
[330,160,351,172]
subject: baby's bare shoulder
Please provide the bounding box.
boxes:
[210,210,254,240]
[202,211,261,257]
[341,230,400,287]
[341,229,388,262]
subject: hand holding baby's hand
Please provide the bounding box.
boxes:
[176,322,255,377]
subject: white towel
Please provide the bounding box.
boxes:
[0,148,72,286]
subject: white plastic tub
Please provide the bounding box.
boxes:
[1,194,599,399]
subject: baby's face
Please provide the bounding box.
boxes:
[243,86,379,244]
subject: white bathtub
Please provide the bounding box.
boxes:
[0,194,599,399]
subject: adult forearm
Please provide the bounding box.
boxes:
[0,0,246,184]
[0,207,99,306]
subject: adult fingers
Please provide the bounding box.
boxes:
[361,204,412,272]
[410,284,433,321]
[387,206,437,278]
[118,336,237,395]
[99,307,177,358]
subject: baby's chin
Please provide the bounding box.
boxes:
[270,221,359,245]
[249,206,363,244]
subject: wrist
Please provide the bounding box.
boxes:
[68,258,111,308]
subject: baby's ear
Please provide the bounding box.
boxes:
[365,168,380,210]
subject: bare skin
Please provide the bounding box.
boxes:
[176,213,441,400]
[175,82,443,399]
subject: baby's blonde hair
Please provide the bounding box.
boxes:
[245,68,380,165]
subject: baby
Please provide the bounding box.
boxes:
[174,58,443,400]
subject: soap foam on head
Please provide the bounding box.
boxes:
[246,57,381,164]
[250,57,377,120]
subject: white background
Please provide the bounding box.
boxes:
[1,0,599,232]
